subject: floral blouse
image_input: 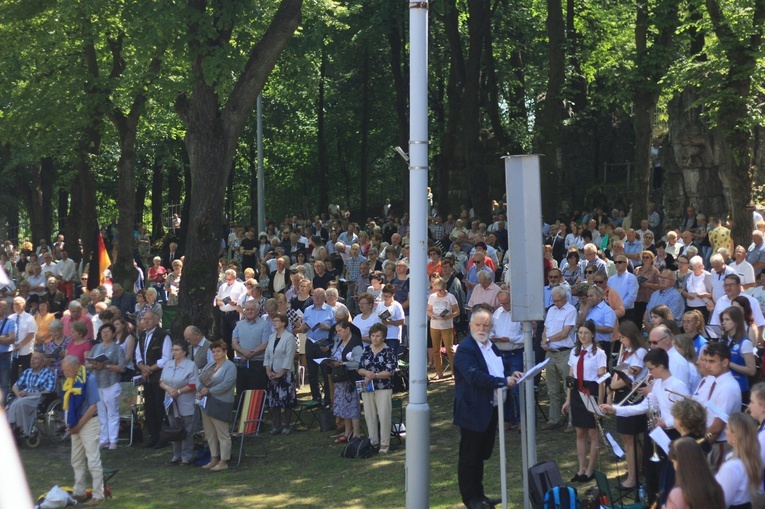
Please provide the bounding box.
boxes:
[358,345,397,391]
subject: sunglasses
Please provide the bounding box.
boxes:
[585,271,594,274]
[593,280,605,284]
[615,261,627,264]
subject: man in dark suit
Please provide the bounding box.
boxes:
[453,308,523,509]
[135,310,172,448]
[268,256,292,295]
[283,233,307,264]
[162,242,182,270]
[545,224,566,265]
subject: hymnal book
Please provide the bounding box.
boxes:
[378,309,391,321]
[86,354,109,363]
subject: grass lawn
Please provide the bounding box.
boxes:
[21,375,634,508]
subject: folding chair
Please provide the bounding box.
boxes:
[293,399,320,431]
[593,471,642,509]
[102,467,119,499]
[118,382,142,446]
[230,389,267,468]
[390,399,405,446]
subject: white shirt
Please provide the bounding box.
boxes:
[376,301,405,340]
[491,307,523,351]
[614,375,689,430]
[685,271,711,308]
[608,271,639,309]
[730,260,756,286]
[710,265,736,301]
[216,280,246,313]
[352,312,381,340]
[477,338,508,405]
[26,274,46,296]
[543,303,577,349]
[40,262,59,278]
[667,347,692,389]
[568,347,607,381]
[710,293,765,328]
[9,311,37,356]
[56,258,77,282]
[692,371,742,442]
[716,457,752,507]
[616,347,647,382]
[134,327,173,369]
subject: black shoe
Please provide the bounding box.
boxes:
[166,458,181,465]
[582,472,595,482]
[466,499,493,509]
[144,440,158,449]
[570,474,583,483]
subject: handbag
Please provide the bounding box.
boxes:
[159,401,187,443]
[331,365,349,383]
[341,436,372,459]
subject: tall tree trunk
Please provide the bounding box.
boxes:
[317,47,328,214]
[174,0,302,338]
[249,141,258,226]
[538,0,566,217]
[112,111,140,291]
[57,188,69,236]
[151,163,165,241]
[387,10,409,207]
[483,26,506,150]
[64,180,82,265]
[20,159,54,246]
[135,181,147,226]
[704,0,765,244]
[359,53,370,220]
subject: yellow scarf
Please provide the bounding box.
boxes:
[62,365,87,410]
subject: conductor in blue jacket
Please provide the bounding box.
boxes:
[454,307,523,509]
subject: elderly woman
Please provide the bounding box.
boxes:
[42,319,70,375]
[66,321,92,364]
[164,259,183,306]
[86,324,126,449]
[263,313,297,434]
[427,276,459,381]
[330,320,364,443]
[143,287,163,323]
[357,323,397,454]
[353,292,381,343]
[159,340,198,465]
[197,340,237,471]
[147,256,168,302]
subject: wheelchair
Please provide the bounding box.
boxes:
[7,391,69,448]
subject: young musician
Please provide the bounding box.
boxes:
[608,321,648,491]
[562,320,606,483]
[601,348,689,505]
[692,342,742,472]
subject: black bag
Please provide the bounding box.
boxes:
[341,437,372,459]
[528,460,565,509]
[159,402,187,444]
[331,365,349,383]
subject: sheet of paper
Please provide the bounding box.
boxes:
[580,392,604,416]
[649,426,672,455]
[517,358,552,384]
[606,432,625,458]
[164,397,173,411]
[313,357,329,365]
[596,372,612,385]
[706,401,729,423]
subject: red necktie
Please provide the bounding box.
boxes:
[708,380,717,399]
[577,351,587,394]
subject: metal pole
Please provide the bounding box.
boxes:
[497,388,508,509]
[257,93,265,234]
[522,321,536,509]
[405,1,430,508]
[519,381,529,509]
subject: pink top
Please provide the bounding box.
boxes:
[66,340,93,364]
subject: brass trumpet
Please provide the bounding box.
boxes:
[614,372,651,407]
[664,388,692,402]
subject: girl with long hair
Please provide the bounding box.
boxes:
[609,320,649,490]
[562,320,606,483]
[665,437,725,508]
[719,306,756,402]
[715,413,763,508]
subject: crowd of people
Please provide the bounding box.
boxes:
[5,199,765,508]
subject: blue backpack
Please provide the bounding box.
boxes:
[543,486,579,509]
